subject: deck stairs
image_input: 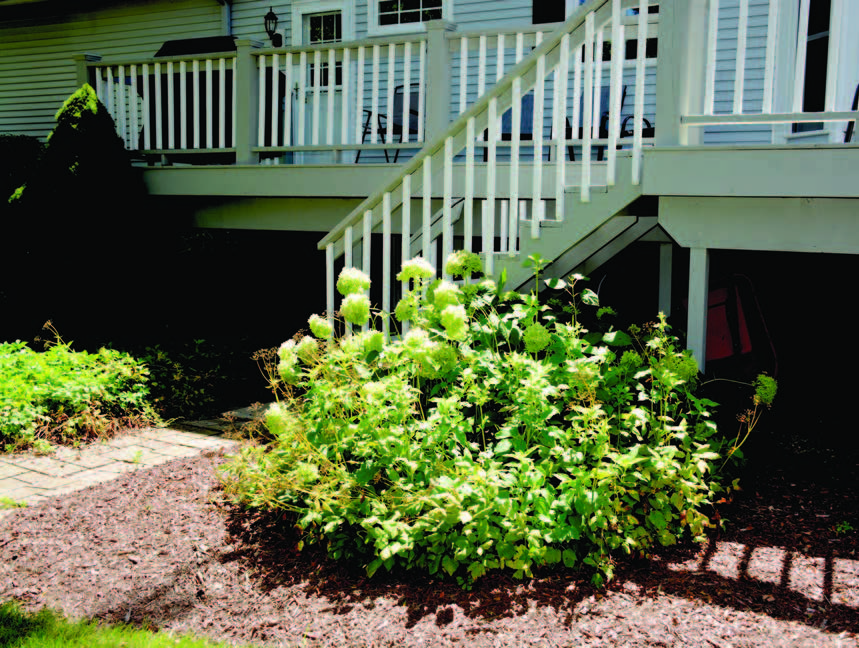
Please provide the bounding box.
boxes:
[317,0,657,328]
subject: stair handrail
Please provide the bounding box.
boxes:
[316,0,613,253]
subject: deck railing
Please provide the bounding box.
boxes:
[678,0,859,143]
[83,12,658,165]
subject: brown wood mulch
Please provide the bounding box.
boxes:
[1,445,858,648]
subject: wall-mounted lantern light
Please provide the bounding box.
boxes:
[264,7,282,47]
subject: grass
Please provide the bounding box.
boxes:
[0,497,26,511]
[0,601,259,648]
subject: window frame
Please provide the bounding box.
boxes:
[367,0,454,37]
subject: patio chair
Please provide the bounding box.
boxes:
[356,83,421,163]
[484,92,535,162]
[557,85,627,162]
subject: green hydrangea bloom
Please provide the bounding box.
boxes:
[444,251,483,278]
[337,267,371,296]
[397,257,436,283]
[419,343,458,379]
[308,314,334,339]
[754,374,777,406]
[277,341,301,384]
[440,305,468,341]
[432,280,462,310]
[362,330,385,355]
[341,293,371,325]
[523,322,551,353]
[394,292,419,322]
[619,350,643,369]
[295,336,319,364]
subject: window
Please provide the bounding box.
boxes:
[794,0,830,132]
[379,0,443,26]
[306,11,343,86]
[533,0,566,24]
[369,0,450,34]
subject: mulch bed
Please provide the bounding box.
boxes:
[1,444,858,648]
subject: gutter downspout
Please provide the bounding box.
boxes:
[216,0,233,36]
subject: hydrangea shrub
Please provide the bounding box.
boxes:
[223,255,740,586]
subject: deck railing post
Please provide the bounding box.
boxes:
[235,39,262,164]
[425,20,456,142]
[73,53,101,88]
[654,0,707,146]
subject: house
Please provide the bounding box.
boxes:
[2,0,858,377]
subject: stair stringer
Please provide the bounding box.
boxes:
[497,156,643,291]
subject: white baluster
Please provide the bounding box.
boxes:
[327,48,336,145]
[583,13,594,203]
[232,58,237,147]
[192,60,200,148]
[142,64,151,150]
[442,136,454,278]
[116,65,127,147]
[477,35,487,99]
[593,27,604,139]
[499,200,508,253]
[459,36,468,115]
[762,0,779,114]
[704,0,719,115]
[371,45,380,144]
[401,174,412,319]
[219,57,226,147]
[326,243,335,331]
[464,117,475,253]
[632,0,647,185]
[363,210,372,333]
[271,53,279,147]
[313,50,322,145]
[154,62,163,150]
[355,47,365,145]
[402,42,411,143]
[608,4,623,185]
[555,33,570,221]
[285,52,293,146]
[825,0,842,112]
[341,48,350,146]
[734,0,749,115]
[167,61,175,149]
[422,156,432,263]
[298,51,307,146]
[487,98,497,262]
[382,192,392,339]
[417,40,426,141]
[179,61,187,149]
[205,58,213,149]
[386,43,396,145]
[258,55,266,146]
[130,64,139,151]
[106,67,114,122]
[532,52,546,227]
[509,76,521,238]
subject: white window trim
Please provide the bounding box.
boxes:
[292,0,355,46]
[367,0,454,37]
[773,0,859,144]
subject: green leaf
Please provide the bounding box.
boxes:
[442,555,459,576]
[544,278,567,290]
[580,289,599,306]
[602,330,633,347]
[366,557,384,578]
[562,549,577,568]
[648,510,667,530]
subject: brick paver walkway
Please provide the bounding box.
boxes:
[0,426,240,520]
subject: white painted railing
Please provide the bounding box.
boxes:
[318,0,656,336]
[254,35,427,159]
[92,53,238,153]
[685,0,859,136]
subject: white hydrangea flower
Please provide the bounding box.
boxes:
[308,314,334,339]
[440,304,468,341]
[337,267,371,296]
[432,280,462,310]
[397,257,436,283]
[295,336,319,364]
[341,293,371,325]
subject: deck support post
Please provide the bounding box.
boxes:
[654,0,707,146]
[73,53,101,88]
[235,39,262,165]
[658,242,673,317]
[687,247,709,374]
[425,20,456,143]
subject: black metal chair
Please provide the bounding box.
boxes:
[483,93,535,162]
[559,85,627,162]
[356,83,421,163]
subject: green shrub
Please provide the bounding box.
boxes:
[0,326,156,451]
[221,254,731,587]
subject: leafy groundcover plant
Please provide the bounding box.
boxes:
[0,325,156,452]
[222,254,773,586]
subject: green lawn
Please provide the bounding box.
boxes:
[0,601,259,648]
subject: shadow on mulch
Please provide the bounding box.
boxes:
[219,441,859,638]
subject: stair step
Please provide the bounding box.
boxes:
[565,185,609,195]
